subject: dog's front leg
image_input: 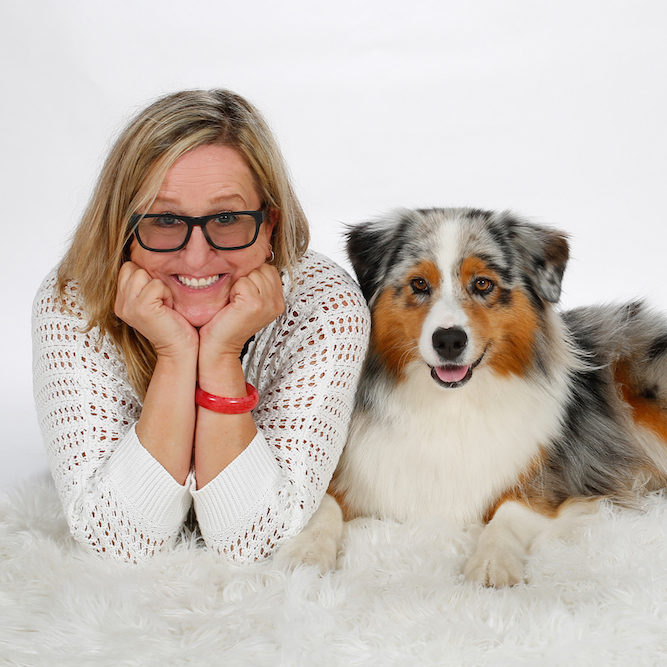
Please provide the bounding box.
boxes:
[273,493,344,573]
[463,500,552,587]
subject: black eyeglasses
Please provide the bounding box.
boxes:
[130,209,266,252]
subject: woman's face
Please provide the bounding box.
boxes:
[129,144,275,328]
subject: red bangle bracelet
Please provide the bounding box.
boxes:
[195,382,259,414]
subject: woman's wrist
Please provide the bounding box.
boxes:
[154,344,199,371]
[197,350,247,396]
[198,334,247,361]
[154,332,200,361]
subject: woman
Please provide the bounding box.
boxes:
[32,89,370,563]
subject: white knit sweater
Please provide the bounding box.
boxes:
[32,251,370,563]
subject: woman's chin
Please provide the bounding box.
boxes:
[176,304,221,329]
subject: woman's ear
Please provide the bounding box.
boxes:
[265,209,279,262]
[267,208,279,233]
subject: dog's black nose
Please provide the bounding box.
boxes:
[432,327,468,361]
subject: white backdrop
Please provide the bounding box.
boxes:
[2,0,666,490]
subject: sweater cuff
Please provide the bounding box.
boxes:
[191,431,281,533]
[106,424,192,528]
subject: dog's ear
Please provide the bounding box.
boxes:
[346,224,388,302]
[508,217,569,303]
[346,214,407,302]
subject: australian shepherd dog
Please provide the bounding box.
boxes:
[277,207,667,586]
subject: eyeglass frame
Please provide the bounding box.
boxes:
[129,209,267,253]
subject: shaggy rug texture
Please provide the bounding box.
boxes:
[2,478,667,666]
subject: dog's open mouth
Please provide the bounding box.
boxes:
[430,365,472,388]
[430,347,487,388]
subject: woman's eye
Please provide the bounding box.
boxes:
[154,216,182,227]
[410,277,430,294]
[474,278,495,295]
[215,213,237,224]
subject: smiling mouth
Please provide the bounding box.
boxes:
[430,346,488,389]
[176,274,222,289]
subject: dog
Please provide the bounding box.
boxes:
[276,207,667,586]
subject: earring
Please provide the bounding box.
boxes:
[267,244,275,263]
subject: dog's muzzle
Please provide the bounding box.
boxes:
[430,328,486,388]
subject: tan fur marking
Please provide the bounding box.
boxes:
[616,360,667,443]
[460,257,495,288]
[484,494,559,524]
[482,448,557,522]
[459,257,539,377]
[371,260,440,378]
[411,259,441,292]
[326,481,358,522]
[486,290,540,377]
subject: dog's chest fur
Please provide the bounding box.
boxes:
[335,362,570,524]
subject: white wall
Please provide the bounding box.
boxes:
[2,0,666,490]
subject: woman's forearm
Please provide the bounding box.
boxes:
[193,354,257,488]
[136,350,198,485]
[191,264,284,488]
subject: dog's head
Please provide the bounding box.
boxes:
[347,208,569,386]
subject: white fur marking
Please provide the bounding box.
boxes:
[419,221,473,364]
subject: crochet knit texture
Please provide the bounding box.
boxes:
[32,251,370,563]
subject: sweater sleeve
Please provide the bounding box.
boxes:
[191,252,370,562]
[32,271,192,561]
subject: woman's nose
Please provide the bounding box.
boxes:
[181,226,216,268]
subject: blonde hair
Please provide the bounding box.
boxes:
[58,89,310,398]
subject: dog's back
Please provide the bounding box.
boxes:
[563,302,667,490]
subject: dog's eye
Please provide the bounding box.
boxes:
[473,278,494,295]
[410,277,430,294]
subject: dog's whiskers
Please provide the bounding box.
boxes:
[393,340,420,369]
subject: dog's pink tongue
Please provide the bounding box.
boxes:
[435,365,470,383]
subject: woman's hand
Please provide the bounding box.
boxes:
[114,261,199,358]
[198,263,284,366]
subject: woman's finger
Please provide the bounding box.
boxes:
[116,262,150,301]
[237,264,284,310]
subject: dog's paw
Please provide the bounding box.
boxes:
[463,500,550,586]
[463,546,526,587]
[273,530,338,574]
[273,494,343,574]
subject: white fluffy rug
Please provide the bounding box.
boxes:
[2,479,667,666]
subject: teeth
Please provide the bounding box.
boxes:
[177,275,221,289]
